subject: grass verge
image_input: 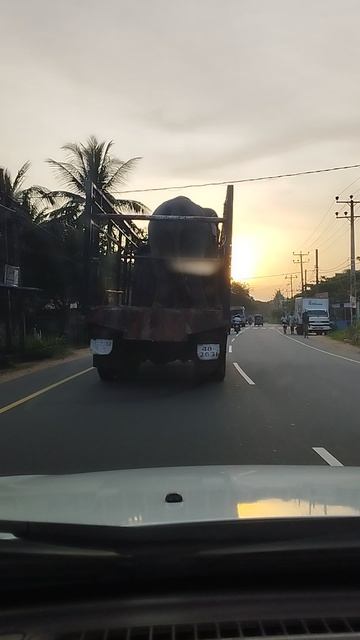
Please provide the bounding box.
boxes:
[329,324,360,346]
[0,336,71,370]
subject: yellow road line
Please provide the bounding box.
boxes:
[0,367,94,415]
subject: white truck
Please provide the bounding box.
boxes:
[294,297,331,335]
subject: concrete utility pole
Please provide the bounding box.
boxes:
[285,273,297,298]
[293,251,310,293]
[315,249,319,287]
[335,194,360,325]
[304,269,308,291]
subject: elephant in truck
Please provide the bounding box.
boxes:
[148,196,220,308]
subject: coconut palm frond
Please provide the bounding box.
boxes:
[48,200,83,225]
[104,157,141,191]
[62,142,87,176]
[44,190,84,204]
[114,197,149,213]
[47,159,84,193]
[0,167,13,201]
[12,161,31,194]
[99,140,114,173]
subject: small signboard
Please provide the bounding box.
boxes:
[350,295,357,308]
[4,264,19,287]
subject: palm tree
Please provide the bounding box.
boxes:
[45,136,147,224]
[0,162,30,206]
[0,162,48,223]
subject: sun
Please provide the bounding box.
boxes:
[231,235,257,281]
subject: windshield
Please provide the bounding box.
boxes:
[1,0,360,549]
[306,310,328,317]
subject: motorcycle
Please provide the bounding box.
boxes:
[234,322,241,334]
[282,322,288,334]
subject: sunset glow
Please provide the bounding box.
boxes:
[231,235,258,282]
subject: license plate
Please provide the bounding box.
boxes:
[197,343,220,361]
[90,339,113,355]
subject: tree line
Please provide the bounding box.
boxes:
[0,136,146,304]
[0,136,148,354]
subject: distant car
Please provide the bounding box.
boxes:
[254,314,264,326]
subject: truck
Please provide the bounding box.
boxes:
[294,297,331,335]
[88,185,234,383]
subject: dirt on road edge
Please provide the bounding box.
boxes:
[0,348,91,384]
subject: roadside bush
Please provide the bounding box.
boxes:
[348,324,360,346]
[20,336,69,361]
[330,323,360,346]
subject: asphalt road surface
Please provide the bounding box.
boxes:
[1,325,360,476]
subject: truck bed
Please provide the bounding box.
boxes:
[90,305,227,342]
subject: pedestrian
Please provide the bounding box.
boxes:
[302,310,310,338]
[281,314,288,334]
[289,313,296,335]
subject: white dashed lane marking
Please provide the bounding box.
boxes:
[233,362,256,385]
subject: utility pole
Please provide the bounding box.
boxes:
[335,194,360,325]
[304,269,308,291]
[285,273,297,299]
[315,249,319,287]
[83,179,93,312]
[293,251,309,293]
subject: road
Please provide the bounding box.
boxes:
[0,325,360,476]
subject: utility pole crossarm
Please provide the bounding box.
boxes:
[293,251,310,293]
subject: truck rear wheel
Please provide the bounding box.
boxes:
[210,352,226,382]
[97,366,118,382]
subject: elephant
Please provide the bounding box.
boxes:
[147,196,220,308]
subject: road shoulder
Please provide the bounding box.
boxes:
[303,333,360,362]
[0,348,90,384]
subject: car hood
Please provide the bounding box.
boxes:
[0,466,359,527]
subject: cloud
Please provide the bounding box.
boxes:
[2,0,360,298]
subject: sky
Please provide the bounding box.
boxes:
[2,0,360,299]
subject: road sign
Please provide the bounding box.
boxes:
[4,264,19,287]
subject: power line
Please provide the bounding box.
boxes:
[319,217,360,255]
[302,173,360,249]
[114,162,360,195]
[247,260,349,282]
[306,217,338,251]
[234,271,298,280]
[310,219,342,253]
[319,259,350,273]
